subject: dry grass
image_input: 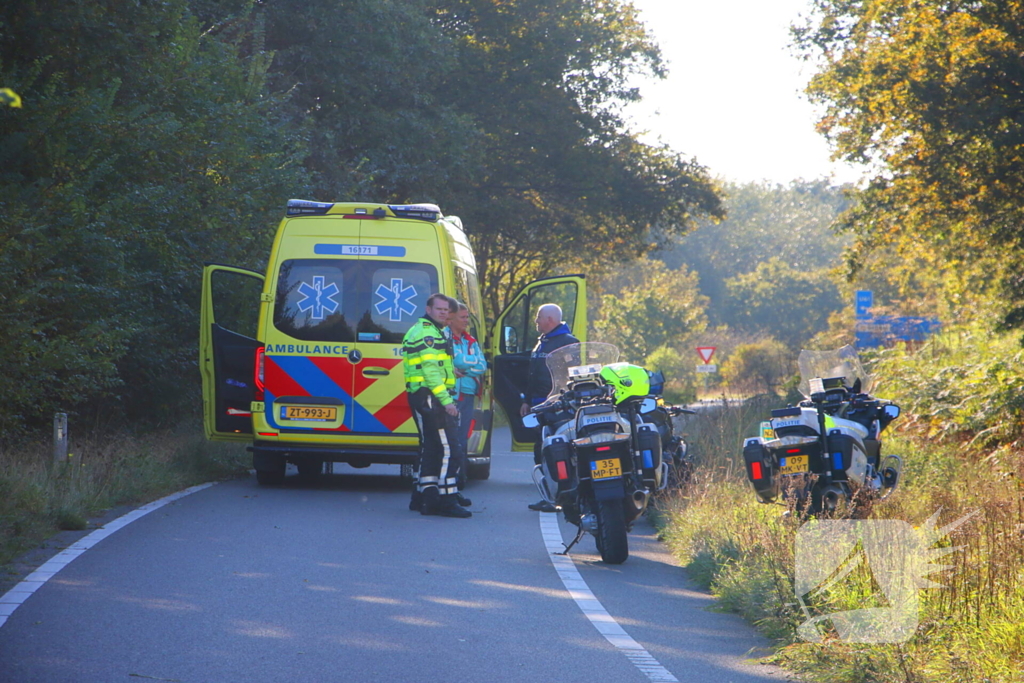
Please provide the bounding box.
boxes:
[0,426,249,567]
[659,397,1024,683]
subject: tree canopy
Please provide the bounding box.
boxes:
[0,0,722,436]
[794,0,1024,327]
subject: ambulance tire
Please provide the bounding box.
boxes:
[255,466,285,486]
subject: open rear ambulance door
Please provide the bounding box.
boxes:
[489,275,587,451]
[200,264,265,441]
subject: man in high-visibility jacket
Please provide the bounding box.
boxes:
[403,293,471,518]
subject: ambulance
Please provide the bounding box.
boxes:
[200,199,586,485]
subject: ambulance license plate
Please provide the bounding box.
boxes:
[591,458,622,479]
[780,455,809,475]
[280,406,337,421]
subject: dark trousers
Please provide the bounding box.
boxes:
[408,388,462,497]
[456,394,475,488]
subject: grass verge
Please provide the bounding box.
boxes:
[659,394,1024,683]
[0,426,249,568]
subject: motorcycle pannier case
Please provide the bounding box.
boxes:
[743,438,778,502]
[543,436,573,482]
[635,423,663,486]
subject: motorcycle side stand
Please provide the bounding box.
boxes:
[558,527,586,556]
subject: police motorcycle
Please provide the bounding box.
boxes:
[742,345,903,515]
[522,342,670,564]
[645,369,697,483]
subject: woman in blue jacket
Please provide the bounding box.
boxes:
[450,303,487,490]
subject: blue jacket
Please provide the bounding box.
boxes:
[452,332,487,396]
[525,323,579,405]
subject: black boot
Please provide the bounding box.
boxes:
[422,492,471,518]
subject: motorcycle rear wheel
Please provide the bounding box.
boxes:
[595,500,629,564]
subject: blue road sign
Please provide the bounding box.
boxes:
[855,290,873,318]
[855,315,942,348]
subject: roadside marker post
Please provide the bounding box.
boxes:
[53,413,68,466]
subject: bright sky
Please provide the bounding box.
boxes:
[626,0,863,186]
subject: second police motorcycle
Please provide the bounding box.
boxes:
[524,342,691,564]
[742,345,903,515]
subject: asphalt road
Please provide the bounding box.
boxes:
[0,428,790,683]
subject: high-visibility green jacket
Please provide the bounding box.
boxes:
[402,316,456,405]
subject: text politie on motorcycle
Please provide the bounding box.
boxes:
[401,293,471,518]
[519,303,581,418]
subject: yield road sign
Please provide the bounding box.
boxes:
[696,346,716,364]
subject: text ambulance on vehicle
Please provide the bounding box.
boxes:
[200,200,586,485]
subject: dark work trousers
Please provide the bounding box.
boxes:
[455,393,475,488]
[408,388,463,497]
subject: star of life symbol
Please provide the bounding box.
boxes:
[374,278,418,322]
[296,276,340,320]
[794,509,977,643]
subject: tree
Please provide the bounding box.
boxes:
[592,258,709,363]
[721,340,793,395]
[660,179,850,327]
[434,0,723,318]
[723,258,844,348]
[794,0,1024,329]
[0,0,308,434]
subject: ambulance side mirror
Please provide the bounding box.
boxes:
[503,326,519,354]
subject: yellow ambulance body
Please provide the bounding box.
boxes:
[200,200,586,485]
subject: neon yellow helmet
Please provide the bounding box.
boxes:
[599,363,650,404]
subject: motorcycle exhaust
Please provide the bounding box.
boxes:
[632,488,650,511]
[821,484,846,512]
[581,513,599,533]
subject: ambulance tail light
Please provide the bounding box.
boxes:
[254,346,266,401]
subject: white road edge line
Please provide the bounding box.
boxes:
[0,482,216,630]
[539,512,679,682]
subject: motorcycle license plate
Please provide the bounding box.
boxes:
[279,405,337,422]
[591,458,622,479]
[779,455,809,475]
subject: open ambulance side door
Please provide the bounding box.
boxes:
[489,274,587,451]
[200,264,265,441]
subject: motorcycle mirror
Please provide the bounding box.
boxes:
[522,413,539,429]
[883,404,900,419]
[639,397,657,413]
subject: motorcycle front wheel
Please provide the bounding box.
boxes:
[594,500,629,564]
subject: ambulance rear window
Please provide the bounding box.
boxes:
[273,259,439,343]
